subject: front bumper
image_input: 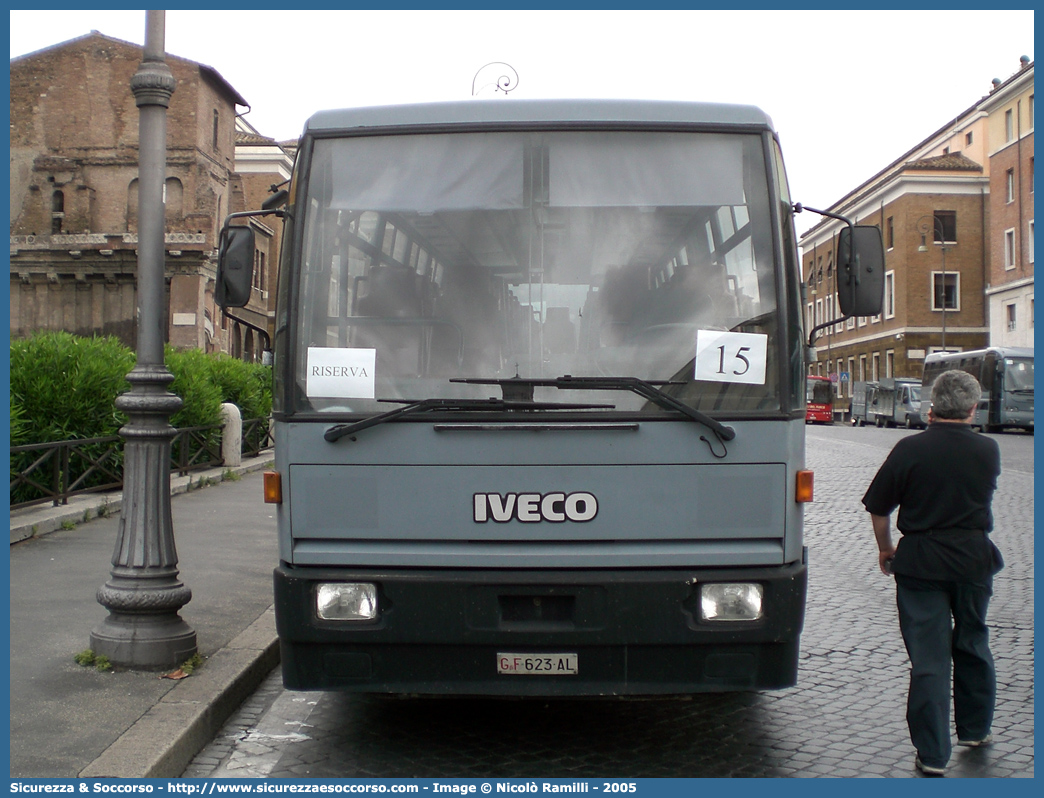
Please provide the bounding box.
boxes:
[275,561,807,696]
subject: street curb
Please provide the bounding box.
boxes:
[10,453,275,545]
[79,607,281,779]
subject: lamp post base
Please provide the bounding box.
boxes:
[90,613,197,670]
[92,569,196,668]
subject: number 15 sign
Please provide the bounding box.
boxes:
[695,330,768,385]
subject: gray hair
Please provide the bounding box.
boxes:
[931,369,981,419]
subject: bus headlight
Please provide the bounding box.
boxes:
[700,583,764,621]
[317,583,378,621]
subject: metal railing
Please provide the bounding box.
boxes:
[242,416,274,458]
[10,418,271,510]
[10,435,124,510]
[170,423,224,477]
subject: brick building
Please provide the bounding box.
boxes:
[982,58,1034,348]
[9,32,291,359]
[224,120,295,361]
[799,58,1034,412]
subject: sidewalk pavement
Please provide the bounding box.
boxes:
[9,454,282,779]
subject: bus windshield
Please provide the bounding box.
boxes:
[1004,358,1034,392]
[807,378,832,405]
[292,129,780,416]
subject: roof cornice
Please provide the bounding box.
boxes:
[979,62,1034,111]
[800,171,989,250]
[11,31,248,107]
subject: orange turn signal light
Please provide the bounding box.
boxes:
[795,470,814,503]
[263,470,282,504]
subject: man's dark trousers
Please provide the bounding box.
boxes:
[895,574,995,768]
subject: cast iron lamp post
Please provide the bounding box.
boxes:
[917,215,951,352]
[90,10,197,668]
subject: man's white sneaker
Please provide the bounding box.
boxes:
[958,733,993,748]
[915,755,946,776]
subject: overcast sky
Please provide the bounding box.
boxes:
[9,9,1036,236]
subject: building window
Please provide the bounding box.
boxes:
[858,354,867,382]
[884,270,895,319]
[1029,220,1034,263]
[872,352,880,382]
[1007,169,1016,203]
[50,190,64,234]
[1029,95,1034,131]
[966,131,974,146]
[127,179,139,231]
[933,210,957,243]
[1005,108,1014,142]
[1005,229,1017,269]
[1006,303,1017,332]
[885,350,894,378]
[806,302,814,334]
[212,110,220,150]
[932,272,959,311]
[847,315,856,330]
[886,216,894,250]
[253,249,264,290]
[848,357,855,386]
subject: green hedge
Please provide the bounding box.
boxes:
[165,346,225,429]
[11,332,272,443]
[203,353,273,422]
[10,332,135,445]
[10,331,273,505]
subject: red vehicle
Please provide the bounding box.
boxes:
[805,375,833,424]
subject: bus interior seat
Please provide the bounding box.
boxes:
[354,265,425,318]
[543,306,577,354]
[352,265,428,373]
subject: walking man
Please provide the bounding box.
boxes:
[862,369,1003,776]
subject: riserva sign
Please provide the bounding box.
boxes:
[473,492,598,523]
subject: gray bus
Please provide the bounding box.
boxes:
[217,100,883,695]
[919,347,1034,432]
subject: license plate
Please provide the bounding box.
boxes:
[497,653,578,675]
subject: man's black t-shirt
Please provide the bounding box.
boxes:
[862,422,1002,581]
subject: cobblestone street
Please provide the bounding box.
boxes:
[185,426,1034,778]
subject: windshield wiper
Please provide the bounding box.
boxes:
[451,376,736,442]
[325,397,614,442]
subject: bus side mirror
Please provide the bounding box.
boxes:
[836,225,885,318]
[215,225,255,309]
[262,189,289,211]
